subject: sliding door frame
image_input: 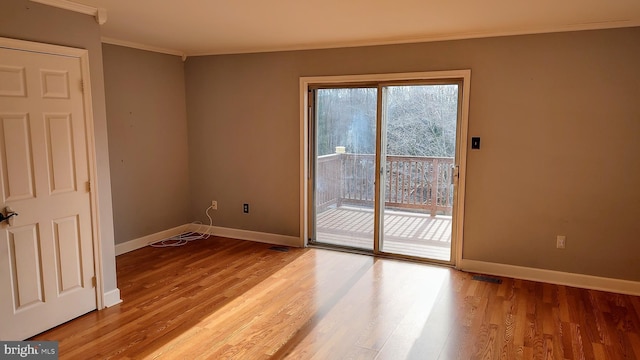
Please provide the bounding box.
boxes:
[300,70,471,267]
[307,84,379,253]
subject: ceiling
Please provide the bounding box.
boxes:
[63,0,640,56]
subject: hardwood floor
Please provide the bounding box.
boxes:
[31,237,640,359]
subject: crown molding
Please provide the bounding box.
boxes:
[27,1,639,57]
[187,19,640,57]
[30,0,107,24]
[101,37,186,59]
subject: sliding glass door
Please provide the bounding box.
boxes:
[380,84,460,261]
[311,87,377,251]
[307,74,467,264]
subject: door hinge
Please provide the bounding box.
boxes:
[80,80,84,93]
[91,276,96,287]
[86,181,91,192]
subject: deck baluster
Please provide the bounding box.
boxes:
[316,153,453,215]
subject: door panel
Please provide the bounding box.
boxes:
[53,215,83,294]
[311,87,377,251]
[40,70,70,99]
[1,114,35,201]
[45,114,77,194]
[0,66,26,97]
[0,46,96,340]
[8,225,43,310]
[380,84,460,262]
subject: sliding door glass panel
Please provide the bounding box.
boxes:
[313,87,377,250]
[381,84,459,261]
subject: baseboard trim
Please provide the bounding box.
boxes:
[103,288,122,307]
[114,224,302,256]
[190,224,302,248]
[460,259,640,296]
[114,224,190,256]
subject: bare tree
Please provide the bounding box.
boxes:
[316,85,458,157]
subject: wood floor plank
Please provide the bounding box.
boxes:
[26,237,640,359]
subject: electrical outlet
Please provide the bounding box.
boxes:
[243,203,249,213]
[211,200,217,210]
[556,235,566,249]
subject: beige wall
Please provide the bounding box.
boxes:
[0,0,118,292]
[5,0,634,287]
[102,44,190,244]
[185,27,640,281]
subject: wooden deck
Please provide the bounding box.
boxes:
[315,206,452,261]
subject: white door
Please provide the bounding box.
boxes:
[0,46,97,340]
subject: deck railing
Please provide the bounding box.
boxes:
[316,153,454,216]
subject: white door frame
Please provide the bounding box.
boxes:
[299,70,471,267]
[0,36,105,309]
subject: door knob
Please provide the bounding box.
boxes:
[0,206,18,226]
